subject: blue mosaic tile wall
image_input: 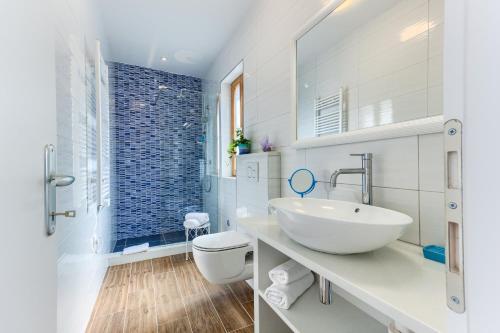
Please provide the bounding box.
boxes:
[109,62,203,240]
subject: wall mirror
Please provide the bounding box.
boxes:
[292,0,444,148]
[288,169,317,198]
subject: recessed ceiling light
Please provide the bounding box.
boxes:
[161,56,167,62]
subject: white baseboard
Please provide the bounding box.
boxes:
[108,242,191,266]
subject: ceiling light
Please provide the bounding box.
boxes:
[161,56,167,62]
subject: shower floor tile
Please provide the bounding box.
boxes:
[163,230,186,243]
[113,231,192,253]
[127,234,164,246]
[113,244,126,253]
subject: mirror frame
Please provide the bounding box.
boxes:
[288,168,317,198]
[290,0,443,149]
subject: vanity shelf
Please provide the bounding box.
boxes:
[241,216,446,333]
[257,284,386,333]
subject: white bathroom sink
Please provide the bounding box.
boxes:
[268,197,413,254]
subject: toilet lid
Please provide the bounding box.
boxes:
[192,231,251,251]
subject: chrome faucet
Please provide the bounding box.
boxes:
[330,153,373,205]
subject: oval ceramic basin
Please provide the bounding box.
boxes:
[269,197,413,254]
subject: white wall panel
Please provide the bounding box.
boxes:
[419,133,445,192]
[419,191,445,246]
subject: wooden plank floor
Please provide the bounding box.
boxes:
[86,254,254,333]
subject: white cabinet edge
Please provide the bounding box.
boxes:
[236,151,282,159]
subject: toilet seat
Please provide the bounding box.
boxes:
[192,231,253,284]
[192,231,250,252]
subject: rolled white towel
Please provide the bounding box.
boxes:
[264,272,314,309]
[269,259,311,284]
[183,219,208,229]
[185,212,209,224]
[122,243,149,255]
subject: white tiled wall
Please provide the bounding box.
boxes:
[236,153,281,219]
[220,177,237,231]
[53,0,111,332]
[207,0,445,247]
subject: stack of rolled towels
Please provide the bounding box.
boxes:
[264,259,314,309]
[183,212,209,229]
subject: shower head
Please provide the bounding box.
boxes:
[152,95,160,106]
[177,88,186,99]
[153,84,168,106]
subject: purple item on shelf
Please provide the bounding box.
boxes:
[260,136,273,152]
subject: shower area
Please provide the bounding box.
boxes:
[109,62,219,252]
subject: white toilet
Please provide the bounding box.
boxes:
[192,231,253,284]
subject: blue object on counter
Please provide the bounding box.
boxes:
[423,245,445,264]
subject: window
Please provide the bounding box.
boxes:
[230,74,244,176]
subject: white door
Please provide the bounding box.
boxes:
[445,0,500,331]
[0,1,57,332]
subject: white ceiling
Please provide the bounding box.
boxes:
[98,0,253,78]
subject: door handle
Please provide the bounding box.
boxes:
[50,210,76,218]
[49,175,75,187]
[44,144,76,236]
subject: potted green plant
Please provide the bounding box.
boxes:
[227,128,251,158]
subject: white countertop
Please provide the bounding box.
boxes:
[239,216,447,333]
